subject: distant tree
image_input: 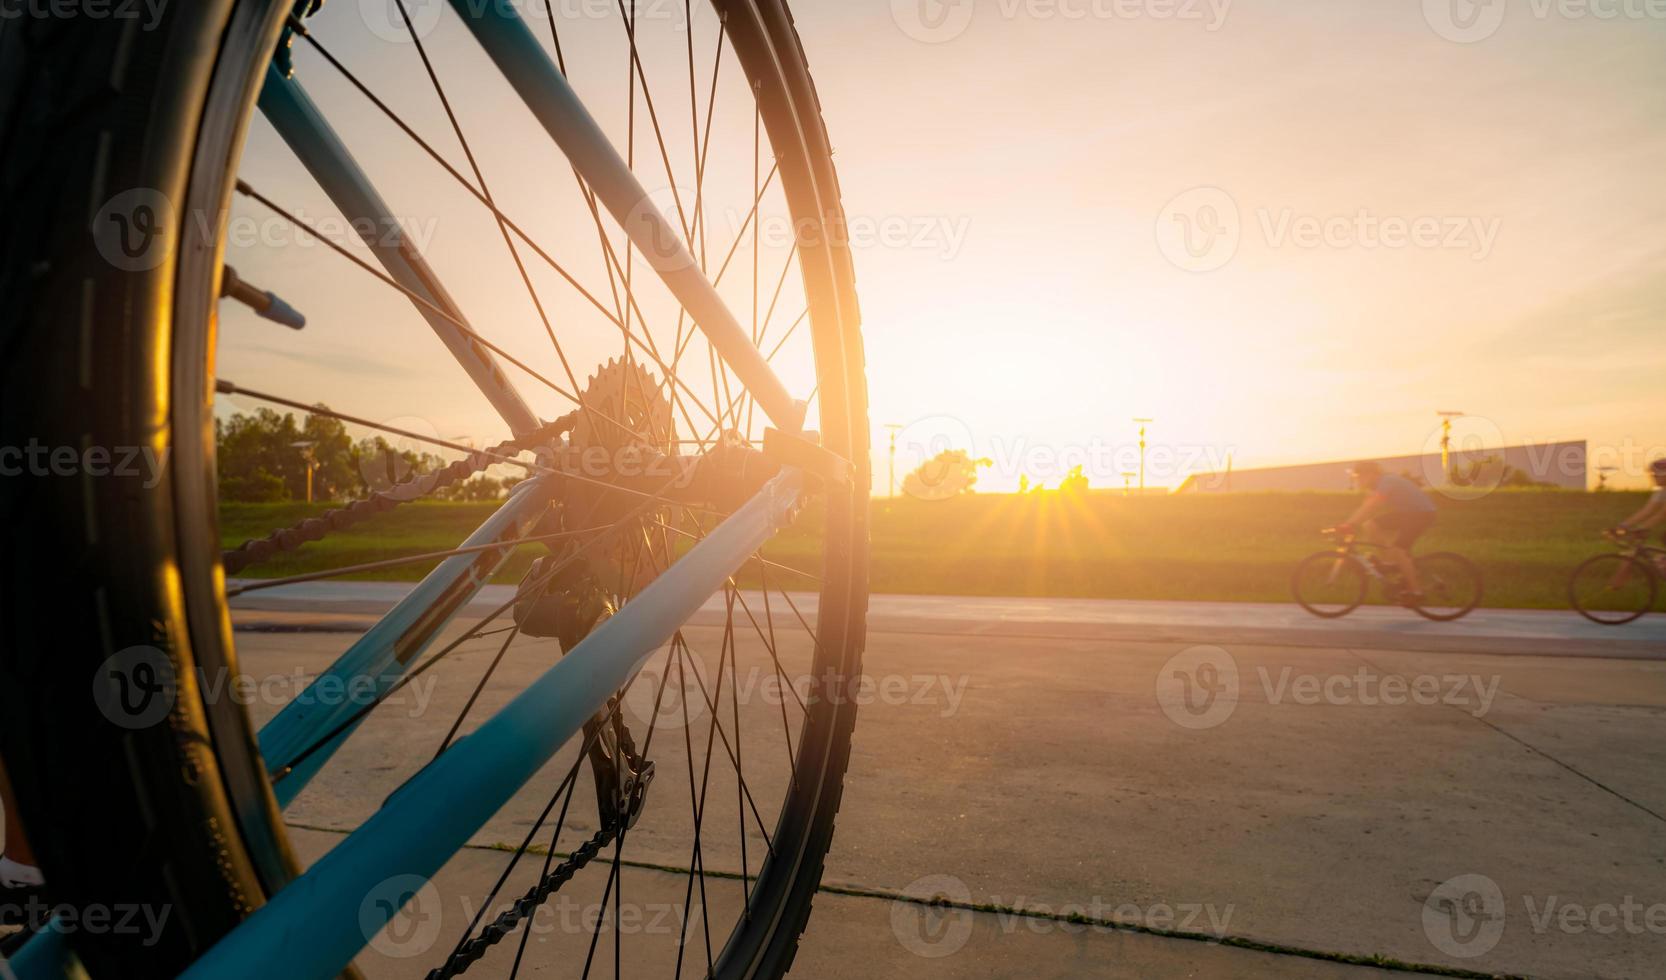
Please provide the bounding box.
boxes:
[903,449,991,501]
[300,411,355,501]
[1059,464,1089,496]
[217,408,304,502]
[437,475,504,502]
[219,470,287,503]
[217,408,449,502]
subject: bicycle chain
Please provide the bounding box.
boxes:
[426,697,649,980]
[221,412,578,575]
[423,825,616,980]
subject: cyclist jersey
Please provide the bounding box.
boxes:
[1371,473,1436,514]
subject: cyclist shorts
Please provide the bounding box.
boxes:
[1374,511,1435,549]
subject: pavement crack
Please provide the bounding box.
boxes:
[1347,649,1666,827]
[286,820,1522,979]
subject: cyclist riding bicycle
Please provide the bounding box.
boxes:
[1334,459,1436,604]
[1613,458,1666,569]
[1615,458,1666,535]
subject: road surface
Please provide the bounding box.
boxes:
[219,586,1665,978]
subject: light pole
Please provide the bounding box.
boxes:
[1133,418,1153,493]
[291,440,319,504]
[1121,471,1136,497]
[1435,410,1464,482]
[884,423,903,498]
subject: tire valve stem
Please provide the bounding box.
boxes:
[221,264,306,329]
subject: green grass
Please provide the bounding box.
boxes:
[221,490,1652,610]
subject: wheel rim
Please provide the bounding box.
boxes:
[1294,554,1364,616]
[1412,554,1481,620]
[169,1,867,975]
[1569,555,1655,625]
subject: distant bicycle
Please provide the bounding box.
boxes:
[1567,528,1666,625]
[1292,528,1483,621]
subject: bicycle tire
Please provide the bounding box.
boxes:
[1409,552,1483,622]
[1568,553,1656,626]
[0,3,869,977]
[1291,551,1368,618]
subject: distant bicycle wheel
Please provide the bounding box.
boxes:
[1568,554,1657,625]
[1292,552,1368,618]
[1411,552,1483,622]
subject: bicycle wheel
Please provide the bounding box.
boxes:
[1568,554,1657,625]
[1291,552,1368,618]
[1410,552,1483,622]
[0,3,866,978]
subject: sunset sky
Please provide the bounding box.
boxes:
[218,0,1666,492]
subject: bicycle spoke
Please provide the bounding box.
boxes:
[391,0,597,432]
[434,624,521,759]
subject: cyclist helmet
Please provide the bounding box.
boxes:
[1651,458,1666,475]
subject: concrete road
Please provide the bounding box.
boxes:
[224,588,1666,978]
